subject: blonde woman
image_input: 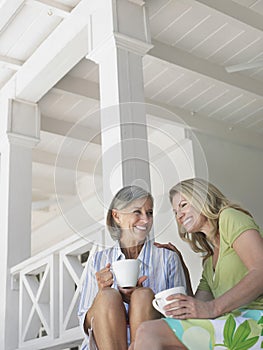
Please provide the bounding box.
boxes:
[131,178,263,350]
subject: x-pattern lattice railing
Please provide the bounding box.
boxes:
[11,222,105,350]
[20,258,53,343]
[59,239,93,335]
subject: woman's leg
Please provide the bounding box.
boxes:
[130,319,187,350]
[91,288,127,350]
[129,288,161,343]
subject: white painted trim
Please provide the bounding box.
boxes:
[114,32,153,55]
[10,222,105,349]
[7,133,40,148]
[0,55,23,70]
[149,40,263,97]
[196,0,263,32]
[0,0,24,34]
[45,76,263,150]
[128,0,145,6]
[15,0,92,101]
[26,0,72,18]
[41,116,101,144]
[86,33,114,64]
[146,99,263,150]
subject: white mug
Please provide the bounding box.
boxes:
[152,286,186,316]
[112,259,140,288]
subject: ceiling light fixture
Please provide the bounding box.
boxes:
[225,59,263,73]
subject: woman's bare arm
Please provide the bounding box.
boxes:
[211,229,263,317]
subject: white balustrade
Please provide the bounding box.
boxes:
[10,221,105,350]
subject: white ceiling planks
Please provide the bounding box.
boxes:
[0,0,262,221]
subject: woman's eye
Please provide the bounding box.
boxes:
[147,211,153,217]
[133,210,141,214]
[181,202,187,208]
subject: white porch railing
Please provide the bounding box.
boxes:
[11,221,105,350]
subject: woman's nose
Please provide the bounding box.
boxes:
[176,208,184,219]
[140,213,150,222]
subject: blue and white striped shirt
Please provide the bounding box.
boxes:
[78,238,187,349]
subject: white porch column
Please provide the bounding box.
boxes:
[0,97,40,350]
[87,0,153,207]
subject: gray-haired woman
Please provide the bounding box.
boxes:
[78,185,188,350]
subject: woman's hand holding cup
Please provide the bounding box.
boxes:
[152,286,186,317]
[95,263,114,290]
[111,259,147,303]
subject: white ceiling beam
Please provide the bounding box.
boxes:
[0,55,24,70]
[196,0,263,32]
[15,0,93,102]
[149,40,263,97]
[145,99,263,150]
[41,115,101,144]
[0,0,24,33]
[46,74,263,150]
[32,173,76,196]
[26,0,71,18]
[53,75,100,101]
[32,149,101,173]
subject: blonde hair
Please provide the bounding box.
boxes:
[106,185,153,241]
[169,178,251,261]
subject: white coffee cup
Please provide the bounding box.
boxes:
[152,286,186,316]
[112,259,140,288]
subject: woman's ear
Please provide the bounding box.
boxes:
[112,209,121,225]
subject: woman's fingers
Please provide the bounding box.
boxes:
[163,294,190,317]
[137,275,147,286]
[164,297,213,319]
[95,264,113,288]
[154,241,182,255]
[99,263,111,273]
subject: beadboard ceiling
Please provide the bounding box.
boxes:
[0,0,262,232]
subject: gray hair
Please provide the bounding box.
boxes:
[106,185,153,240]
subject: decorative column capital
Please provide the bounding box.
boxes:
[1,98,40,149]
[114,32,153,55]
[87,32,153,64]
[86,0,153,64]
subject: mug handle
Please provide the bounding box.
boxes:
[152,298,164,315]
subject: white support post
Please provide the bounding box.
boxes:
[87,0,153,209]
[0,97,40,350]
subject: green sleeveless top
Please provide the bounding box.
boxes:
[198,208,263,310]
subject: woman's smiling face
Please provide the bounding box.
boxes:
[172,192,209,234]
[112,196,153,242]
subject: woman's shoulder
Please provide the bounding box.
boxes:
[219,207,254,225]
[220,207,246,218]
[219,207,261,241]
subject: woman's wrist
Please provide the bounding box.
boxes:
[208,299,221,319]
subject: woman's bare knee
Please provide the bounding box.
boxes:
[133,320,163,349]
[130,287,154,305]
[136,320,155,338]
[135,319,187,350]
[95,288,123,314]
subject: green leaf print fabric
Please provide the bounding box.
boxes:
[163,309,263,350]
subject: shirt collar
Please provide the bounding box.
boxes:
[113,237,152,267]
[113,240,125,260]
